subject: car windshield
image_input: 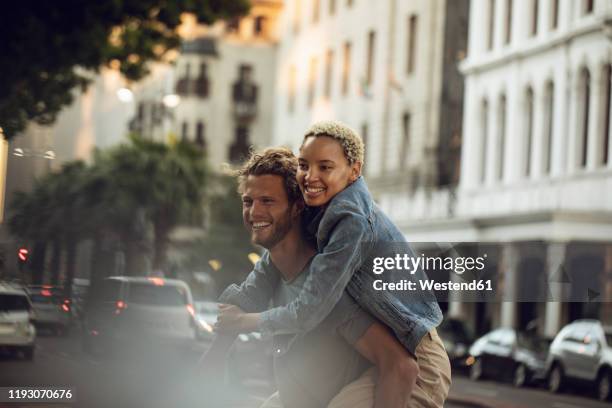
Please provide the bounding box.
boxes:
[605,331,612,347]
[95,280,122,302]
[128,284,187,306]
[29,294,62,304]
[517,333,548,352]
[0,294,31,311]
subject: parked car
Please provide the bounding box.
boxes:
[82,276,197,356]
[0,282,36,360]
[467,327,549,387]
[546,319,612,401]
[194,301,217,341]
[438,317,474,369]
[26,286,72,335]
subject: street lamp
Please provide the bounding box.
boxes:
[162,94,181,108]
[117,87,134,103]
[12,147,55,160]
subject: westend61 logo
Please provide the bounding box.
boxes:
[372,254,487,275]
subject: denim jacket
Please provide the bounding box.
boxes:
[219,177,442,355]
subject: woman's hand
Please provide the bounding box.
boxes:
[215,304,261,334]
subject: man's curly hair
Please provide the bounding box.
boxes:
[302,120,365,165]
[236,147,303,204]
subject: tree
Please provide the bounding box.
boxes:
[7,187,49,283]
[8,161,91,294]
[0,0,250,140]
[129,137,209,271]
[88,143,155,276]
[184,174,255,295]
[87,135,209,274]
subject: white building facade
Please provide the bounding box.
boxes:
[449,0,612,337]
[132,1,282,170]
[271,0,468,192]
[271,0,470,318]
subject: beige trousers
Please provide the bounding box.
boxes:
[260,329,452,408]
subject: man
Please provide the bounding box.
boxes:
[205,147,450,407]
[203,147,378,407]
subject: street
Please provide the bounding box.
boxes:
[448,375,612,408]
[0,330,268,408]
[0,332,609,408]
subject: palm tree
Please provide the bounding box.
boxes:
[88,145,153,276]
[129,136,209,271]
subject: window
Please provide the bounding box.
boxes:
[366,30,376,86]
[407,15,418,74]
[176,63,191,95]
[481,99,489,182]
[584,0,594,14]
[137,102,145,121]
[602,64,611,166]
[329,0,336,15]
[487,0,495,50]
[544,81,554,174]
[531,0,539,37]
[579,68,591,168]
[401,112,412,169]
[128,283,187,306]
[313,0,320,22]
[0,294,31,311]
[229,126,250,163]
[551,0,559,29]
[232,64,257,106]
[195,121,206,150]
[195,62,209,98]
[497,94,506,180]
[324,49,334,98]
[505,0,513,44]
[342,41,352,96]
[227,18,240,33]
[181,121,188,141]
[525,87,534,176]
[308,56,318,106]
[288,65,297,112]
[254,16,267,36]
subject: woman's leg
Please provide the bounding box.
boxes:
[408,329,451,408]
[353,322,419,408]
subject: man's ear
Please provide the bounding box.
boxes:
[350,161,362,182]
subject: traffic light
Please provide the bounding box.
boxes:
[18,247,29,263]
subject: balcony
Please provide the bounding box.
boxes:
[232,82,258,122]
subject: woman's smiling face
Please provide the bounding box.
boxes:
[297,135,361,207]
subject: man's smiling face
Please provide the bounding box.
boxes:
[242,174,297,250]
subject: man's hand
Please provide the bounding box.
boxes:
[215,304,261,334]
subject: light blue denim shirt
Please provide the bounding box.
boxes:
[219,177,442,355]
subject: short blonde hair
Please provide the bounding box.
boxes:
[302,120,365,165]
